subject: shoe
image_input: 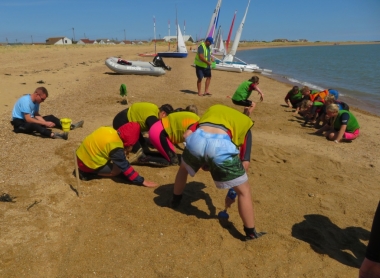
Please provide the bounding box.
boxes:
[53,132,68,140]
[244,227,266,241]
[168,151,179,165]
[137,154,170,166]
[72,169,98,181]
[71,120,84,130]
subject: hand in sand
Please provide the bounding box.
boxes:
[142,180,159,188]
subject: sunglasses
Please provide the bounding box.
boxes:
[37,93,46,101]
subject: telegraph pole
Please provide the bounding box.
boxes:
[72,27,75,42]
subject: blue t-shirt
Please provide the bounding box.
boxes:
[12,94,39,120]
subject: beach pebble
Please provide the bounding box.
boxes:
[308,193,315,197]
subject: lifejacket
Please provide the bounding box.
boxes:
[76,127,123,170]
[309,89,329,103]
[161,112,200,144]
[194,43,209,68]
[199,104,253,147]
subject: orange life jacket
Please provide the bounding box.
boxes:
[309,89,329,103]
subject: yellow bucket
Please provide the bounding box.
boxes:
[60,118,72,132]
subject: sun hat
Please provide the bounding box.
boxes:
[117,122,140,147]
[205,37,214,44]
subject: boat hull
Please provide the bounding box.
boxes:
[213,64,242,73]
[105,57,166,76]
[156,52,188,58]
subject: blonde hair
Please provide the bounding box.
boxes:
[301,99,313,110]
[324,94,335,103]
[301,86,310,94]
[185,104,198,115]
[326,103,339,113]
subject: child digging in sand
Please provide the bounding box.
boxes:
[231,76,264,116]
[315,103,360,143]
[170,104,265,240]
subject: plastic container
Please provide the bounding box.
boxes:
[60,118,72,132]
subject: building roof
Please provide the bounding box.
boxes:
[78,39,96,44]
[45,37,67,44]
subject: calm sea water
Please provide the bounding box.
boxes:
[237,44,380,115]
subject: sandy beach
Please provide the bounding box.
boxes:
[1,44,379,277]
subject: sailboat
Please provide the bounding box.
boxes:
[214,0,270,73]
[157,23,188,58]
[211,26,226,56]
[206,0,222,40]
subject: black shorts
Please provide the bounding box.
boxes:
[196,66,211,79]
[232,99,252,107]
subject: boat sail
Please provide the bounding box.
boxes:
[214,0,271,73]
[157,23,188,58]
[206,0,222,40]
[225,10,237,54]
[212,26,226,56]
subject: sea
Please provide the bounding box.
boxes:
[237,44,380,116]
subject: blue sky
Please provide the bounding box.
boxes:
[0,0,379,43]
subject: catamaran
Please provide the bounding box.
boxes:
[212,26,226,56]
[214,0,271,73]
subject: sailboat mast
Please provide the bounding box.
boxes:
[168,20,170,51]
[176,7,179,52]
[153,16,156,54]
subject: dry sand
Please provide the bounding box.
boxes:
[0,44,379,277]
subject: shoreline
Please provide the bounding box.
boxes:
[1,42,379,117]
[1,44,379,277]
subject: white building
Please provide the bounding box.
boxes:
[45,37,72,45]
[162,35,194,42]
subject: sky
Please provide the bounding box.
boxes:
[0,0,379,43]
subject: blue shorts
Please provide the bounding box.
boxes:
[195,66,211,79]
[182,129,248,189]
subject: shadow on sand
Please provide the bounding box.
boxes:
[153,182,245,240]
[292,214,370,268]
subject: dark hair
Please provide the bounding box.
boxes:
[249,76,259,83]
[292,86,299,92]
[159,104,174,115]
[36,87,48,97]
